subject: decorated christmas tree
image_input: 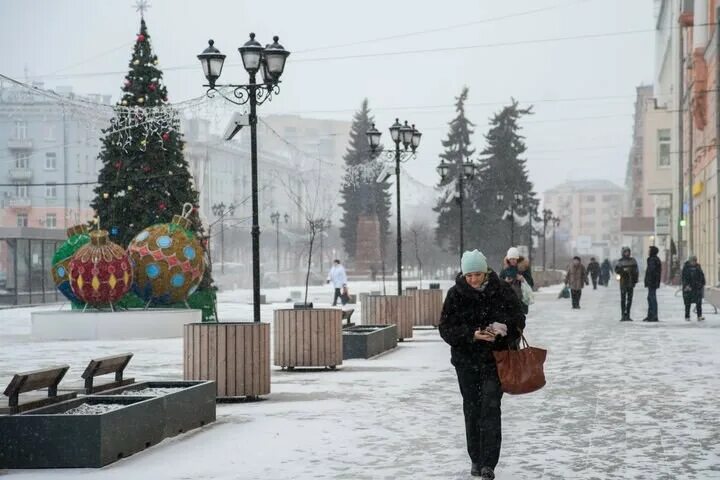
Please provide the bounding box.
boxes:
[90,16,216,320]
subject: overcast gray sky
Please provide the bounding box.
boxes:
[0,0,654,194]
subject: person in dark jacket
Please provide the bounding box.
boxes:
[682,256,706,321]
[439,249,526,479]
[565,256,588,309]
[643,246,662,322]
[600,259,611,287]
[587,258,600,289]
[615,247,639,321]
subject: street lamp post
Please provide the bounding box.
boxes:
[317,219,331,273]
[211,202,234,274]
[528,199,539,268]
[436,156,478,255]
[366,119,422,295]
[552,216,560,269]
[198,34,289,323]
[496,191,523,245]
[270,211,288,276]
[541,209,553,271]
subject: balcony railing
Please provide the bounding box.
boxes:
[9,168,33,181]
[7,138,33,150]
[7,197,31,208]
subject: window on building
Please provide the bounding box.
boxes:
[15,152,30,169]
[16,213,28,227]
[45,213,57,228]
[582,208,596,215]
[45,125,56,141]
[658,129,671,167]
[46,183,57,199]
[45,152,57,170]
[601,194,616,202]
[15,120,27,139]
[584,195,596,202]
[16,184,28,198]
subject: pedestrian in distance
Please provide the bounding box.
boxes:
[439,249,526,479]
[587,257,600,290]
[681,256,706,322]
[600,259,611,287]
[615,247,639,321]
[643,246,661,322]
[326,259,348,307]
[564,256,588,309]
[500,247,534,314]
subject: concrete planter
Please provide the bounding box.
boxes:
[184,322,270,400]
[359,294,414,341]
[31,309,201,341]
[404,289,443,327]
[342,324,398,359]
[99,380,216,437]
[0,396,164,468]
[274,308,343,369]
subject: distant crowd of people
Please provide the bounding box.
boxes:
[563,247,706,322]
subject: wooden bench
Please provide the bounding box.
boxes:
[2,365,76,414]
[81,353,135,394]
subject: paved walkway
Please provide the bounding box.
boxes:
[1,285,719,479]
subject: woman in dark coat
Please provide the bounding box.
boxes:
[439,250,526,479]
[600,259,611,287]
[682,256,706,321]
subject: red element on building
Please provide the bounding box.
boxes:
[692,49,708,130]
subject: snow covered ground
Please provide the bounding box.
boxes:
[1,282,719,479]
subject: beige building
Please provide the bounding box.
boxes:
[623,85,674,266]
[544,180,624,260]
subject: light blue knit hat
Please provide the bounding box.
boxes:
[461,249,488,274]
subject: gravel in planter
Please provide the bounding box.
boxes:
[119,387,186,396]
[63,403,127,415]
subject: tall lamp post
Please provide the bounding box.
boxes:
[316,218,331,273]
[198,34,289,323]
[270,211,288,276]
[527,198,539,267]
[436,156,477,255]
[366,119,422,295]
[552,216,561,269]
[211,202,235,274]
[541,208,553,271]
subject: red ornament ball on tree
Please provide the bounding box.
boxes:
[143,165,151,173]
[68,230,132,306]
[162,132,170,142]
[114,161,122,170]
[158,202,167,211]
[148,83,157,92]
[137,34,145,42]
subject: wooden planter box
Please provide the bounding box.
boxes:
[184,322,270,400]
[342,325,398,359]
[273,308,343,369]
[404,289,444,327]
[360,295,414,341]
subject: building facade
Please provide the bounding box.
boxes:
[543,180,624,261]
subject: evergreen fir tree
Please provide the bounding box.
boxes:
[470,99,537,263]
[91,18,200,244]
[90,17,215,319]
[339,99,392,261]
[434,87,476,254]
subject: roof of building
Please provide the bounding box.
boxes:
[544,179,624,194]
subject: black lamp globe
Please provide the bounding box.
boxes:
[366,123,382,151]
[463,161,476,179]
[197,40,226,87]
[436,160,450,180]
[263,36,290,80]
[400,121,413,149]
[411,125,422,151]
[238,33,264,74]
[389,118,402,144]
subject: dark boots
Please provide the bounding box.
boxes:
[471,464,495,479]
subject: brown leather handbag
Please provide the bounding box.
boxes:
[493,333,547,394]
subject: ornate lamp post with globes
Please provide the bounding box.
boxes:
[366,119,422,294]
[197,33,289,323]
[436,157,478,255]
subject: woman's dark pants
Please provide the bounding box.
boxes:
[455,364,503,469]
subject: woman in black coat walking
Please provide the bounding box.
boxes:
[682,256,706,321]
[439,250,526,479]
